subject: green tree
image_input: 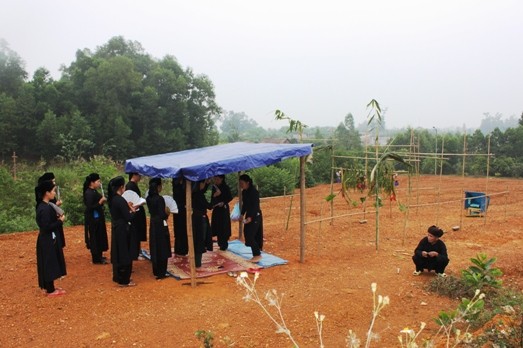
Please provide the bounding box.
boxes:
[0,39,27,97]
[219,111,265,143]
[334,113,362,151]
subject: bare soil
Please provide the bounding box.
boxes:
[1,175,522,347]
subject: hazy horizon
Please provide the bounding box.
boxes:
[2,1,522,131]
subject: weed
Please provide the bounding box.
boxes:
[195,330,214,348]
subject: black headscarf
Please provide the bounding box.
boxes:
[428,225,444,238]
[38,172,55,184]
[35,180,55,207]
[107,176,125,204]
[148,178,162,196]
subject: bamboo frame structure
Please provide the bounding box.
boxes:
[322,130,505,244]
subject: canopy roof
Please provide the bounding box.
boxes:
[124,142,313,181]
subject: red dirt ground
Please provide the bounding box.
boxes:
[1,175,522,347]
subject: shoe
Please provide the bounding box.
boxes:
[137,255,146,261]
[413,271,421,276]
[250,255,262,263]
[119,281,136,287]
[47,289,65,297]
[436,273,447,278]
[93,259,109,265]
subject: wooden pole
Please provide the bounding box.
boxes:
[505,185,508,221]
[329,147,334,225]
[299,156,306,263]
[238,172,243,240]
[460,130,467,229]
[12,151,17,180]
[185,179,196,287]
[435,137,445,225]
[484,135,491,225]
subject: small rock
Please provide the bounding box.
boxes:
[96,332,111,340]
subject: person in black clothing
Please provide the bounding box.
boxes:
[239,174,263,263]
[83,173,109,264]
[172,178,188,256]
[37,172,66,247]
[108,176,136,286]
[210,175,233,251]
[126,173,147,260]
[412,225,450,277]
[146,178,172,280]
[35,180,67,297]
[192,180,213,267]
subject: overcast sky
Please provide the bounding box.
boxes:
[2,0,522,130]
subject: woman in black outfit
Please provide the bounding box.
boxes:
[83,173,109,264]
[146,178,172,279]
[35,180,67,297]
[172,178,188,256]
[126,172,147,260]
[210,175,233,251]
[107,176,136,287]
[191,180,212,267]
[239,174,263,263]
[37,172,66,247]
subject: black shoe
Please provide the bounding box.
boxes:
[93,259,109,265]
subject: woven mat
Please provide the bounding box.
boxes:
[166,247,261,279]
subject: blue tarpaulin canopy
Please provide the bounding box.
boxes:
[124,142,313,181]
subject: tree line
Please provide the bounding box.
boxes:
[1,36,522,178]
[0,36,220,162]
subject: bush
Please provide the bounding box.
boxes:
[461,253,503,290]
[249,166,295,197]
[0,156,121,232]
[0,165,41,233]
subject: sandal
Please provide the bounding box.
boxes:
[47,289,65,297]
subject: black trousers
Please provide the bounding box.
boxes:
[43,280,55,293]
[412,255,449,273]
[113,263,132,285]
[244,215,261,257]
[153,258,168,278]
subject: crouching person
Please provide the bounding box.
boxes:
[412,225,449,277]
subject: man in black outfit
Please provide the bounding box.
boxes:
[412,225,449,277]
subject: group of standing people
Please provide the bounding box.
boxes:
[36,171,265,296]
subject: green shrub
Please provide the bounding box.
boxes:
[461,253,503,290]
[249,166,295,197]
[0,156,121,232]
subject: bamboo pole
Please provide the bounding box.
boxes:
[299,156,306,263]
[484,135,491,225]
[435,137,445,225]
[330,147,335,224]
[459,130,467,229]
[504,185,508,221]
[185,179,196,287]
[238,172,243,240]
[285,195,294,231]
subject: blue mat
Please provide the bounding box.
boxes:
[227,240,288,268]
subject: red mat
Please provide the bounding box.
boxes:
[167,249,261,279]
